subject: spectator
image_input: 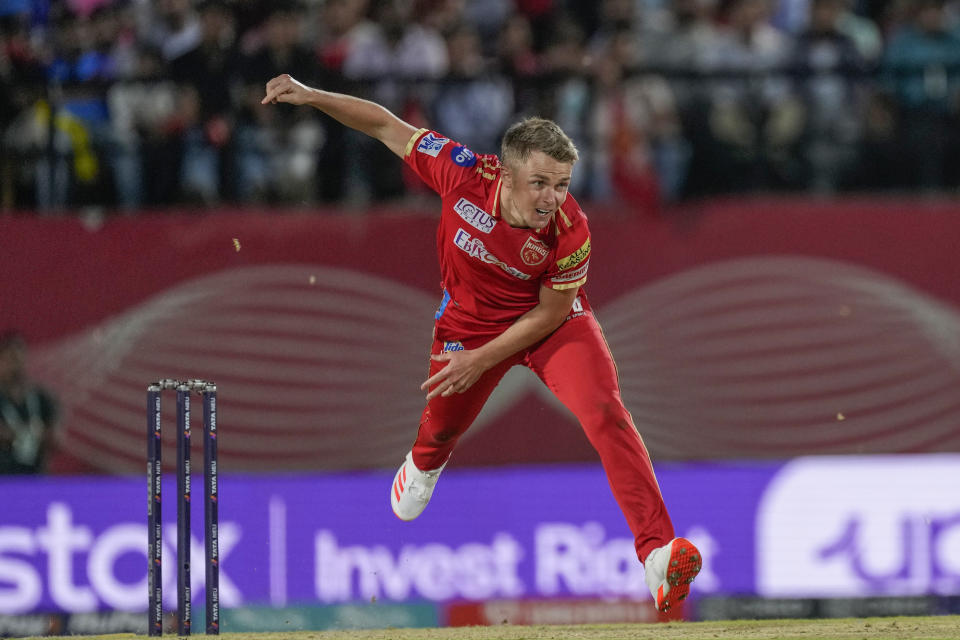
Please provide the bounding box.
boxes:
[139,0,201,63]
[771,0,883,63]
[496,13,541,116]
[431,24,513,155]
[236,1,322,203]
[4,0,960,209]
[107,45,181,207]
[791,0,868,191]
[28,5,136,210]
[170,0,239,203]
[772,0,811,33]
[33,9,107,208]
[457,0,512,45]
[0,18,11,209]
[539,12,587,75]
[881,0,960,188]
[0,332,59,475]
[498,12,539,78]
[697,0,805,192]
[342,0,448,82]
[46,8,116,84]
[640,0,722,200]
[314,0,375,201]
[538,13,592,195]
[106,1,142,79]
[836,0,884,63]
[589,25,687,207]
[343,0,450,202]
[585,0,636,56]
[642,0,722,73]
[512,0,558,51]
[1,6,45,209]
[315,0,374,77]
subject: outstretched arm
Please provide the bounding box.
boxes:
[262,74,417,158]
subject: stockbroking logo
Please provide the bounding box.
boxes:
[0,503,241,614]
[756,455,960,597]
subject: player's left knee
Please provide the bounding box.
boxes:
[584,398,632,432]
[597,398,629,420]
[431,426,462,443]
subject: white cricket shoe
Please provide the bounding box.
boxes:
[390,451,446,521]
[644,537,702,612]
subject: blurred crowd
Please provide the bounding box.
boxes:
[2,0,960,213]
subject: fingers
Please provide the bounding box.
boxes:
[425,385,446,402]
[421,352,453,390]
[420,375,440,393]
[423,370,449,400]
[262,76,282,104]
[421,363,464,401]
[420,361,449,391]
[441,383,462,397]
[261,74,293,105]
[426,378,466,402]
[261,85,287,105]
[421,351,479,400]
[423,371,475,401]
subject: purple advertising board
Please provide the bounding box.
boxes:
[1,455,958,616]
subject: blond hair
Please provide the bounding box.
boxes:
[501,117,579,169]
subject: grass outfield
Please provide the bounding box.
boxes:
[19,617,960,640]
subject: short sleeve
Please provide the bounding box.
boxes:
[542,203,591,291]
[402,128,479,196]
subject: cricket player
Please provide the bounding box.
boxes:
[263,74,701,611]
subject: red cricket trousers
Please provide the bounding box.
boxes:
[412,309,675,563]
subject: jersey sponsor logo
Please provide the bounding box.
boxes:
[551,259,589,283]
[557,238,591,271]
[453,198,497,234]
[564,295,586,321]
[450,145,477,167]
[417,132,449,157]
[453,228,532,280]
[520,236,549,266]
[442,341,465,352]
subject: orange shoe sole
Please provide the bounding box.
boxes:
[655,537,702,612]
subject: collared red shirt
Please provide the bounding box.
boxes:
[403,128,592,340]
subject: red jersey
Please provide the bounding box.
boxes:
[403,128,592,341]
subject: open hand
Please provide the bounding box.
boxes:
[421,349,490,402]
[261,74,314,106]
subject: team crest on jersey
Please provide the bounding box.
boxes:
[520,236,549,266]
[417,132,449,157]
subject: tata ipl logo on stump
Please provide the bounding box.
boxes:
[756,456,960,597]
